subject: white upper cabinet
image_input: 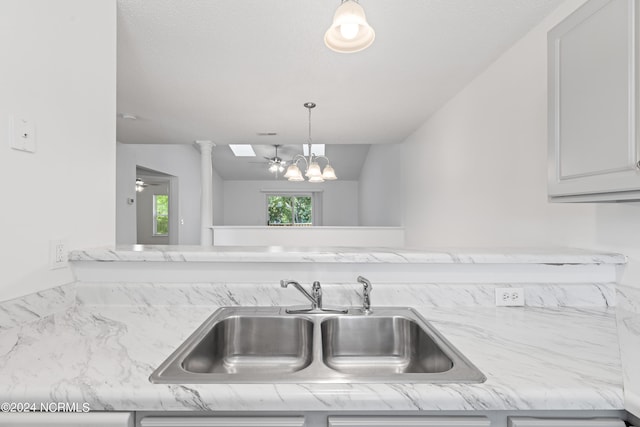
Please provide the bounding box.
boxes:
[548,0,640,201]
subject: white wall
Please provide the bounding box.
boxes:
[401,0,595,250]
[223,180,359,226]
[116,144,201,245]
[212,167,224,226]
[0,0,116,301]
[358,144,403,226]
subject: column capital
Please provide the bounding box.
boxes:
[195,140,216,152]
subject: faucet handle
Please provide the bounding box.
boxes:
[357,276,372,314]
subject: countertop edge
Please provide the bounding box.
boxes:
[68,245,628,265]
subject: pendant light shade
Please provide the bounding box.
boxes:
[305,161,323,178]
[284,164,304,181]
[324,0,375,53]
[321,164,338,180]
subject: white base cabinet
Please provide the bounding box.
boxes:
[139,417,304,427]
[508,418,626,427]
[135,412,627,427]
[0,412,133,426]
[327,416,491,427]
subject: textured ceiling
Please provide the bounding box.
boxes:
[116,0,562,148]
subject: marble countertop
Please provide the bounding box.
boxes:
[0,302,623,411]
[69,245,627,265]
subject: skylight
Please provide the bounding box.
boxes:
[303,144,325,156]
[229,144,256,157]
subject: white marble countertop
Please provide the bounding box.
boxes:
[69,245,627,265]
[0,302,623,411]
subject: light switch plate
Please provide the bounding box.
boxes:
[9,115,36,153]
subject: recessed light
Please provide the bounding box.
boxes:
[229,144,256,157]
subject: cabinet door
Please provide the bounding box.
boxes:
[548,0,640,201]
[327,416,490,427]
[139,416,304,427]
[0,412,133,426]
[508,417,625,427]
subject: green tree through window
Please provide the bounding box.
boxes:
[153,194,169,236]
[268,195,312,226]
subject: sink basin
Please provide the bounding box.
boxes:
[182,315,313,374]
[150,307,485,384]
[321,316,453,375]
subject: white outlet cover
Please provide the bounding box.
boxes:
[495,287,525,307]
[49,239,68,270]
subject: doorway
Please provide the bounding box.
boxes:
[136,166,179,245]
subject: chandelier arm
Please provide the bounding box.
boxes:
[313,155,331,165]
[292,154,309,168]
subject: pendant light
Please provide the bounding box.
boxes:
[324,0,375,53]
[284,102,338,183]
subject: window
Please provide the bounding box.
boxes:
[267,195,312,226]
[153,194,169,236]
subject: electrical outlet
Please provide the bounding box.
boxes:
[495,287,524,307]
[49,239,68,269]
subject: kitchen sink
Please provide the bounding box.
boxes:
[150,306,485,384]
[321,316,453,375]
[182,315,313,375]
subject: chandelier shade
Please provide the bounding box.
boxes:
[321,164,338,180]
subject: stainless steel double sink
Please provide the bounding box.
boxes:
[150,307,486,384]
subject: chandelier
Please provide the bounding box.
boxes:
[284,102,337,183]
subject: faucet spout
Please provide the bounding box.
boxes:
[280,279,346,314]
[280,279,320,309]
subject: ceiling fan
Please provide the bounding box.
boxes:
[251,145,288,177]
[135,178,161,192]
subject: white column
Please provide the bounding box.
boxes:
[196,140,215,246]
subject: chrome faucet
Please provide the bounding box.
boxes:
[280,279,347,314]
[357,276,373,314]
[280,280,322,310]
